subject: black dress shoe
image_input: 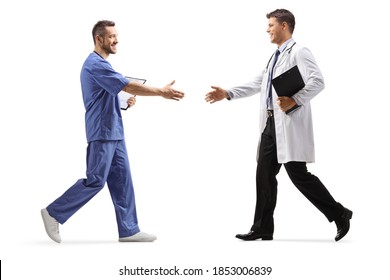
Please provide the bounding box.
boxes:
[335,208,353,242]
[235,231,273,241]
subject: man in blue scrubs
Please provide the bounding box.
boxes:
[41,20,184,243]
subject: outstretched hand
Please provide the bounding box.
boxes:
[161,80,185,101]
[205,86,229,104]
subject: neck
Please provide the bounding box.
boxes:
[276,35,292,48]
[93,47,109,59]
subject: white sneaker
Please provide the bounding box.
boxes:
[119,232,157,242]
[41,208,61,243]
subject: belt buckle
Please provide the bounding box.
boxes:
[267,110,273,117]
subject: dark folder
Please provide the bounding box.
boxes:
[271,65,305,114]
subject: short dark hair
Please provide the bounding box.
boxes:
[266,9,295,34]
[92,20,115,44]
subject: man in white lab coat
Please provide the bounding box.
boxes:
[205,9,352,241]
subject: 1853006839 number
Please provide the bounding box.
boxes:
[212,267,272,276]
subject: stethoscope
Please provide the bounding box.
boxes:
[265,42,296,70]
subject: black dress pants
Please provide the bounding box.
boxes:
[251,113,344,235]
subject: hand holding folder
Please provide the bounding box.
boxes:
[118,76,147,110]
[271,65,305,114]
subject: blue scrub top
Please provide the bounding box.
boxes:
[80,52,129,142]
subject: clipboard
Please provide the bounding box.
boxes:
[119,76,147,110]
[271,65,304,114]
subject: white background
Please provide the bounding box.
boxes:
[1,0,389,279]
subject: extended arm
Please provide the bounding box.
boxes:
[205,74,263,104]
[123,80,184,101]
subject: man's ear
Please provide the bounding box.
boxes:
[96,35,102,44]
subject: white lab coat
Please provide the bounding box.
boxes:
[229,40,324,163]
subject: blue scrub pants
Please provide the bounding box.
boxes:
[47,140,140,238]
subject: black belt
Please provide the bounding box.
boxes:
[267,110,274,117]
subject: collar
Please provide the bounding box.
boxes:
[278,38,294,53]
[93,51,104,59]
